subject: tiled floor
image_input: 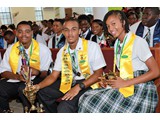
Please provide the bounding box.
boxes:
[9,100,23,113]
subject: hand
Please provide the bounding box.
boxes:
[107,77,128,88]
[98,76,108,88]
[98,78,108,88]
[16,73,26,82]
[62,85,81,101]
[31,84,40,92]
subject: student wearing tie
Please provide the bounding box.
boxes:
[48,19,66,49]
[78,10,159,113]
[130,7,160,47]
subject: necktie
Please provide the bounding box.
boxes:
[71,53,80,76]
[144,28,151,46]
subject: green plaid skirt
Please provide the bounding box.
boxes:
[78,71,158,113]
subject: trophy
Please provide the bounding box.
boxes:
[18,43,44,113]
[23,68,37,112]
[98,71,119,88]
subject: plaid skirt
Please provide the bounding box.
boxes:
[78,80,158,113]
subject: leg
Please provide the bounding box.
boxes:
[0,80,20,112]
[18,83,31,110]
[57,86,91,113]
[37,79,64,113]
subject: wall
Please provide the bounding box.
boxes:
[11,7,36,26]
[8,7,103,25]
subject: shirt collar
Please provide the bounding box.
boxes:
[81,29,90,37]
[64,38,83,53]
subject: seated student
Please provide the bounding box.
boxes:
[0,21,52,113]
[32,18,106,113]
[126,11,138,26]
[3,30,17,48]
[130,7,160,47]
[32,24,47,46]
[0,25,8,49]
[78,10,159,113]
[48,19,66,49]
[91,19,109,48]
[78,14,93,40]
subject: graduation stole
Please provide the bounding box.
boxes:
[9,39,40,74]
[113,33,136,98]
[60,38,99,93]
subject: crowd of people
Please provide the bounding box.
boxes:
[0,7,160,113]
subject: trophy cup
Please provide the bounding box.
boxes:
[98,71,119,88]
[23,68,37,112]
[18,43,44,113]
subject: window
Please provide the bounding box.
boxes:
[0,7,12,25]
[35,7,43,21]
[85,7,93,15]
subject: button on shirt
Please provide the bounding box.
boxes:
[53,38,106,81]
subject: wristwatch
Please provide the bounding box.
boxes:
[79,82,85,90]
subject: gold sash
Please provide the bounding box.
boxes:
[9,39,40,74]
[60,39,99,93]
[114,33,136,98]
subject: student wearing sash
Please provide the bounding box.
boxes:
[78,10,159,113]
[130,7,160,47]
[32,18,106,113]
[0,21,52,112]
[48,19,66,49]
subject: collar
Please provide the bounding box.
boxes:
[81,29,90,37]
[97,32,104,40]
[64,38,83,53]
[56,33,63,39]
[144,20,158,30]
[117,32,132,47]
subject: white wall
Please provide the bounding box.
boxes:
[43,7,55,20]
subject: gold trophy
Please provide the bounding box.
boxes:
[22,68,37,112]
[98,71,119,88]
[18,43,44,113]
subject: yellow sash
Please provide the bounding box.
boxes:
[60,39,99,93]
[114,33,136,98]
[9,39,40,74]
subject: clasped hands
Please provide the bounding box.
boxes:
[98,76,127,88]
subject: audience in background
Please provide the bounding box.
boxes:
[48,18,66,48]
[32,24,47,46]
[91,19,109,47]
[130,7,160,47]
[78,14,93,40]
[3,30,17,48]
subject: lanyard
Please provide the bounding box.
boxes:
[67,46,78,71]
[55,34,63,48]
[116,35,127,68]
[27,41,33,65]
